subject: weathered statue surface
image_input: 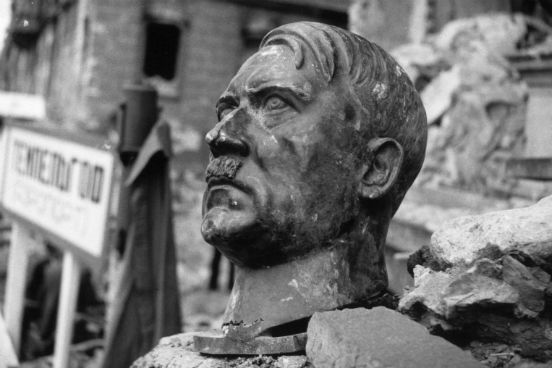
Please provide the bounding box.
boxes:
[195,21,428,355]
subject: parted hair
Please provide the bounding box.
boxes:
[261,22,428,214]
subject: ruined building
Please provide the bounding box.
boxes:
[0,0,348,170]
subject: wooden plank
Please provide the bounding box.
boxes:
[507,158,552,181]
[0,311,19,368]
[3,223,34,354]
[52,252,82,368]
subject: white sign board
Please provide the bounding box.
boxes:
[0,91,46,120]
[0,123,115,262]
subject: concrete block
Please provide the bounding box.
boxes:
[306,307,483,368]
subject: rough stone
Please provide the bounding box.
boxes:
[400,261,523,323]
[441,268,519,316]
[469,341,552,368]
[392,13,535,196]
[401,197,552,364]
[398,266,453,316]
[306,307,482,368]
[401,259,552,363]
[433,14,528,56]
[429,195,552,268]
[501,255,549,318]
[475,314,552,362]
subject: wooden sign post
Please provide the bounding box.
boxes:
[3,224,33,355]
[52,252,82,368]
[0,122,115,368]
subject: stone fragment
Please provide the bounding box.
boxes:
[468,341,549,368]
[276,355,308,368]
[475,313,552,361]
[400,201,552,363]
[392,14,532,195]
[441,268,519,318]
[398,266,452,316]
[434,14,527,56]
[306,307,482,368]
[391,43,446,86]
[400,261,521,321]
[429,195,552,267]
[400,261,552,362]
[420,66,461,124]
[502,255,549,318]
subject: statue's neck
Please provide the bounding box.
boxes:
[223,237,387,336]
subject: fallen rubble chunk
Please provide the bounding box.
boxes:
[441,267,519,318]
[401,196,552,364]
[306,307,482,368]
[502,255,549,318]
[429,195,552,268]
[401,259,552,363]
[399,266,452,316]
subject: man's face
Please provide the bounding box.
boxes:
[201,45,363,268]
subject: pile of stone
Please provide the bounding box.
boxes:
[391,14,552,197]
[400,195,552,367]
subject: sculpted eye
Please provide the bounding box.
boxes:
[264,96,288,111]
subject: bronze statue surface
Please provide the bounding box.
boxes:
[198,21,427,354]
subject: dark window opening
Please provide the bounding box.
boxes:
[143,22,181,81]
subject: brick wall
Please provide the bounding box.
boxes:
[47,4,82,128]
[176,0,243,136]
[84,0,145,131]
[1,0,346,138]
[0,1,83,128]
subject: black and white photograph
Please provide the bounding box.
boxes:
[0,1,551,367]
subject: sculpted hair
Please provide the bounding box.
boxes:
[260,22,428,214]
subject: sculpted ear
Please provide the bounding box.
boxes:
[359,138,404,200]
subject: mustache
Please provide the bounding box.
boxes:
[205,156,243,182]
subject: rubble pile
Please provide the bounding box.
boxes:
[400,195,552,367]
[392,14,552,196]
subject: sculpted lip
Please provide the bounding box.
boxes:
[206,176,250,194]
[204,175,255,212]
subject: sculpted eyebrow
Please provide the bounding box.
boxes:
[245,82,312,102]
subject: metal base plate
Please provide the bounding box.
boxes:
[192,330,307,356]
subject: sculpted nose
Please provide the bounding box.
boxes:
[205,113,250,157]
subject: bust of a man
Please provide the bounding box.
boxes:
[198,21,427,354]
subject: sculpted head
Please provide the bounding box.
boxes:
[201,22,427,271]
